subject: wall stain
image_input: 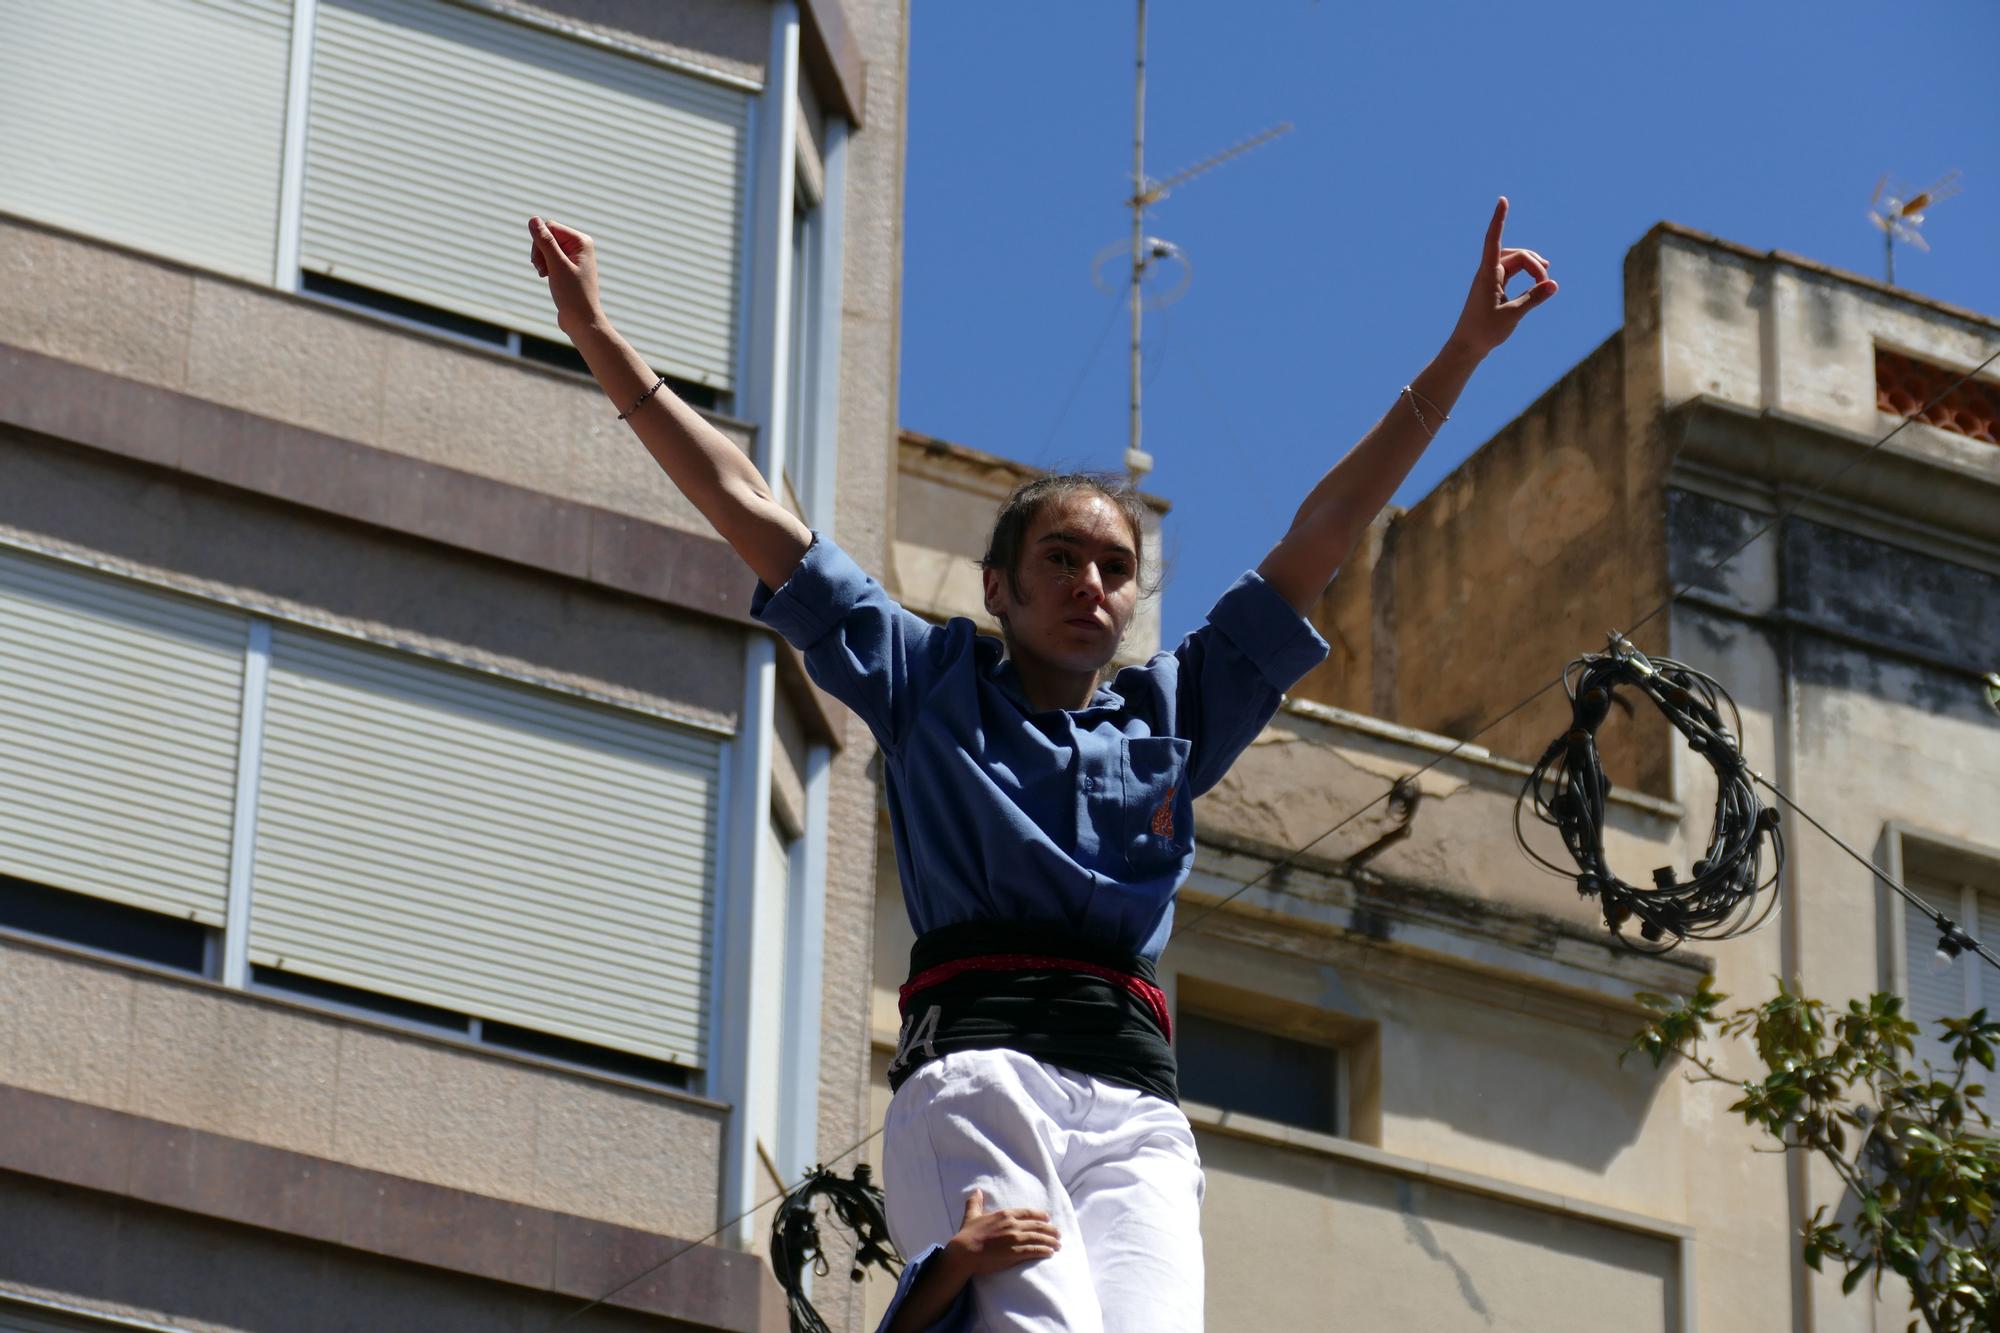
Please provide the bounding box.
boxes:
[1397,1179,1494,1324]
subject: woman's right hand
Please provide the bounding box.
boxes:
[527,216,603,335]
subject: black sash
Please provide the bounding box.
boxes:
[885,921,1179,1105]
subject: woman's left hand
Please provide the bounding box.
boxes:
[1449,196,1558,359]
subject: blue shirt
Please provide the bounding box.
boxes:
[752,532,1328,963]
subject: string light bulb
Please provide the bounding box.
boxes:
[1933,921,1971,971]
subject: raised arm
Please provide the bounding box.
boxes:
[528,216,812,591]
[1255,196,1558,614]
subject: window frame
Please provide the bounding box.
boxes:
[1170,974,1376,1142]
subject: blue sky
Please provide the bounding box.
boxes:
[897,0,2000,636]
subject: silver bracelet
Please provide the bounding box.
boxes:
[1407,385,1449,422]
[618,376,667,421]
[1400,384,1447,440]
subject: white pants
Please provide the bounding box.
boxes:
[882,1048,1207,1332]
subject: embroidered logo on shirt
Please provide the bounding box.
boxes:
[1150,785,1177,838]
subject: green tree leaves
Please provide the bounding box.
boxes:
[1628,979,1999,1330]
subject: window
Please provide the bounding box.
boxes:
[0,544,723,1084]
[2,0,752,398]
[0,0,292,283]
[298,0,749,398]
[0,875,208,976]
[251,966,692,1090]
[302,272,719,410]
[1177,1007,1345,1137]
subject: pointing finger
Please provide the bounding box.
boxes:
[1483,196,1508,272]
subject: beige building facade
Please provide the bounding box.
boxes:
[0,1,908,1330]
[869,227,1999,1331]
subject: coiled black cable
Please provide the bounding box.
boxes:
[1516,636,1783,952]
[769,1162,904,1333]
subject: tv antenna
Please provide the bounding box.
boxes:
[1868,170,1960,286]
[1114,0,1292,485]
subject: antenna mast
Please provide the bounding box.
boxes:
[1126,0,1150,486]
[1112,3,1291,487]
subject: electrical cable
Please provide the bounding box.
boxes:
[1753,775,2000,974]
[561,339,2000,1322]
[1037,292,1127,461]
[1515,639,1783,951]
[553,1128,884,1327]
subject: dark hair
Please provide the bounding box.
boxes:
[979,472,1162,602]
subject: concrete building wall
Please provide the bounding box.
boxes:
[0,936,727,1237]
[0,0,909,1329]
[1294,332,1681,797]
[803,7,909,1333]
[0,217,745,543]
[0,1173,685,1333]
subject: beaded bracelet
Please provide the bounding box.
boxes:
[618,376,667,421]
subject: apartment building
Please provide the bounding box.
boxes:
[1292,222,1999,1331]
[0,1,907,1329]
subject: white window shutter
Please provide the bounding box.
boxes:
[300,0,750,391]
[0,0,292,282]
[1905,880,1978,1079]
[0,550,249,924]
[249,626,721,1068]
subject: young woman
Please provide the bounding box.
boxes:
[528,199,1555,1332]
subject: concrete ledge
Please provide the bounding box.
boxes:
[1671,394,2000,563]
[1183,831,1713,1017]
[0,1084,784,1332]
[0,340,846,748]
[1183,1099,1693,1242]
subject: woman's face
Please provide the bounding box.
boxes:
[982,491,1141,676]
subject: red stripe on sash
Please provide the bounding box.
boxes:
[899,954,1173,1041]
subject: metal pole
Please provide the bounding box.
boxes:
[1126,0,1151,485]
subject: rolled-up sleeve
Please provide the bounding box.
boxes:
[751,532,958,753]
[1172,569,1329,795]
[872,1244,974,1333]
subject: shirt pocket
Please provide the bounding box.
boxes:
[1121,735,1194,875]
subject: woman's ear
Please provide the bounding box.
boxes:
[981,565,1006,620]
